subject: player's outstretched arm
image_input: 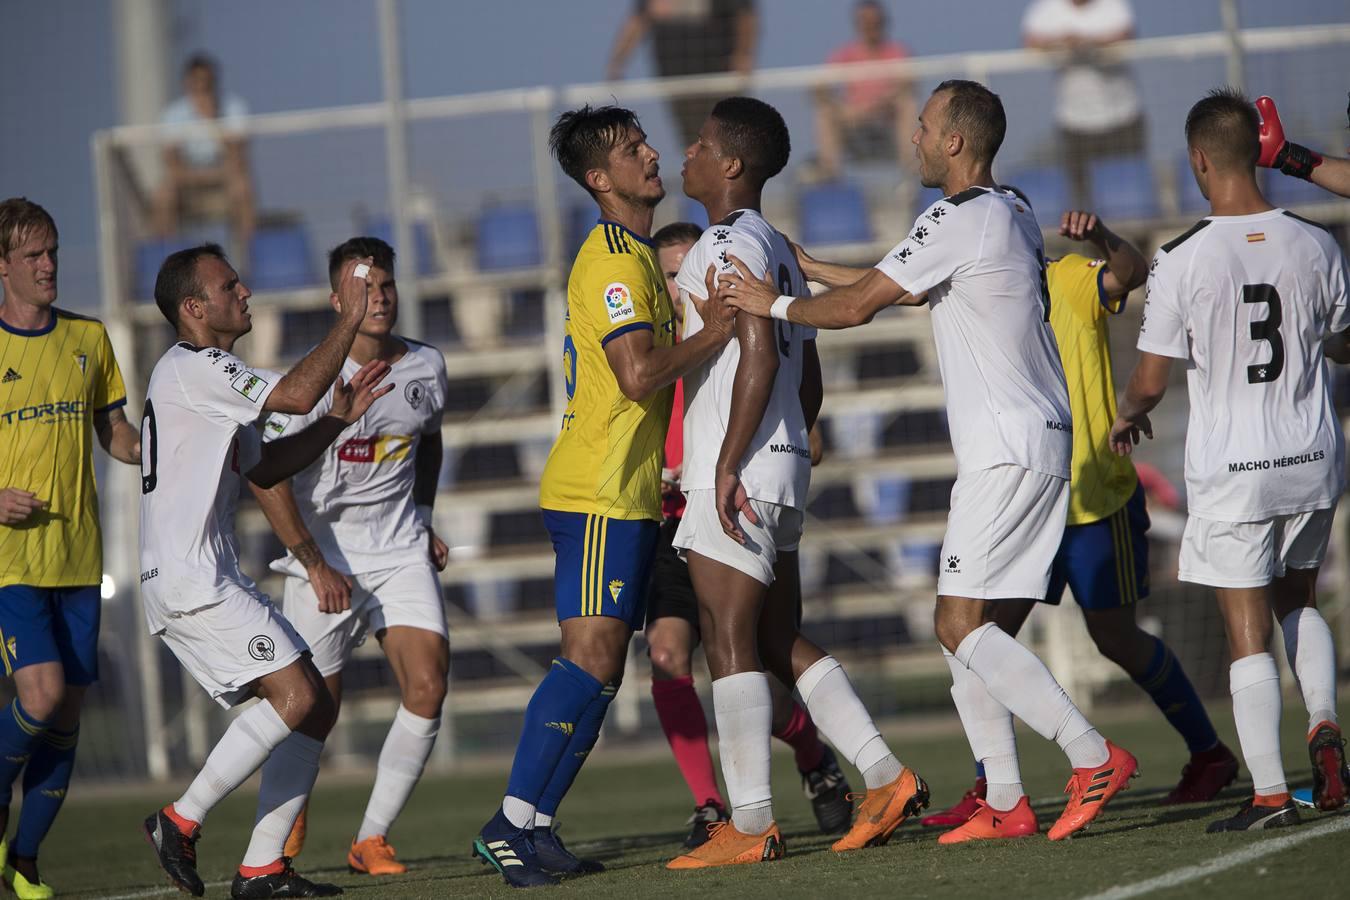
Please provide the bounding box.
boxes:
[414,429,449,571]
[793,241,872,289]
[1059,210,1147,297]
[247,360,393,488]
[719,254,920,329]
[265,257,373,415]
[1109,352,1172,456]
[249,479,352,613]
[93,405,142,465]
[607,265,736,402]
[1257,95,1350,198]
[714,313,778,544]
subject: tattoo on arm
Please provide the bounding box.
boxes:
[290,538,324,569]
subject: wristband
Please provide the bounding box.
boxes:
[770,295,795,321]
[415,504,434,528]
[1277,142,1323,181]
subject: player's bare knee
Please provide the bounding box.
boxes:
[16,679,64,722]
[402,671,447,718]
[648,642,691,680]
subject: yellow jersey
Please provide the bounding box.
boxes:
[0,308,126,587]
[539,221,675,520]
[1047,254,1138,526]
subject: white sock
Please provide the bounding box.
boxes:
[955,624,1108,768]
[712,671,774,835]
[243,732,324,868]
[356,706,440,841]
[534,813,553,830]
[943,650,1023,810]
[501,796,535,830]
[175,701,292,824]
[1230,653,1287,796]
[1280,607,1339,733]
[796,656,903,789]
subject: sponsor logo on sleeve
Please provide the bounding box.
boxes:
[231,370,269,403]
[925,206,947,225]
[891,246,913,264]
[263,414,291,437]
[712,228,732,244]
[604,282,635,323]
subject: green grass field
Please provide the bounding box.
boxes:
[45,707,1350,899]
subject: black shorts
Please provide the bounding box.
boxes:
[645,517,700,628]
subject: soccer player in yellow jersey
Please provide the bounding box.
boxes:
[0,198,140,897]
[473,105,736,888]
[924,210,1239,841]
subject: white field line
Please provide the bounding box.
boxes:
[1076,813,1350,900]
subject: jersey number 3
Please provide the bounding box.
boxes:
[1243,283,1284,384]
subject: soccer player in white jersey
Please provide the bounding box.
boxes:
[719,80,1138,842]
[249,237,450,876]
[666,97,924,869]
[139,243,393,898]
[1111,88,1350,832]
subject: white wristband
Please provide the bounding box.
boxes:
[415,504,434,528]
[770,295,795,321]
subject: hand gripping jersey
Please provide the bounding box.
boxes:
[0,309,126,587]
[675,209,814,508]
[539,220,676,520]
[138,342,280,632]
[262,338,448,576]
[1138,210,1350,521]
[875,186,1072,478]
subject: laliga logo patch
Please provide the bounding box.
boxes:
[249,634,276,662]
[604,282,635,323]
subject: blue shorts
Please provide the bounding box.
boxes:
[543,510,658,629]
[0,585,101,685]
[1045,483,1150,610]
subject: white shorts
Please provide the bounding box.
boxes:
[280,562,448,677]
[159,586,308,709]
[672,489,803,586]
[1179,508,1335,589]
[938,465,1069,600]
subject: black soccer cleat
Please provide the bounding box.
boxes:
[531,823,604,876]
[472,809,560,888]
[801,745,854,835]
[684,800,730,849]
[230,860,342,898]
[1308,722,1349,811]
[143,808,205,897]
[1206,798,1301,833]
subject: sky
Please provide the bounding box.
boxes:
[0,0,1346,310]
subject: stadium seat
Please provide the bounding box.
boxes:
[1175,154,1209,215]
[1264,168,1333,209]
[1004,167,1071,221]
[917,186,945,211]
[133,236,197,299]
[853,475,912,526]
[565,202,597,255]
[1088,156,1160,221]
[365,218,439,276]
[476,206,542,270]
[798,181,872,246]
[248,223,318,291]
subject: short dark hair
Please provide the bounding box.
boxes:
[653,222,703,248]
[327,236,395,291]
[153,243,227,327]
[0,197,57,258]
[1185,87,1260,170]
[933,79,1006,163]
[710,97,791,184]
[184,52,217,76]
[549,105,645,194]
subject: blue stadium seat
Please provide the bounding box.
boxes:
[798,181,872,246]
[1005,167,1070,222]
[855,475,912,526]
[679,197,710,229]
[365,218,438,276]
[1176,154,1209,215]
[134,236,197,299]
[565,203,597,255]
[1088,156,1160,221]
[1264,168,1333,209]
[248,223,318,291]
[476,206,541,270]
[917,186,945,211]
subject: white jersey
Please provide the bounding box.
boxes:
[1138,209,1350,521]
[263,338,448,576]
[675,209,814,508]
[875,186,1072,478]
[138,342,281,632]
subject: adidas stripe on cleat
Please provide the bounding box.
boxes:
[472,837,559,888]
[1047,741,1138,841]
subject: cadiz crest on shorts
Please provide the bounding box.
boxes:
[248,635,277,662]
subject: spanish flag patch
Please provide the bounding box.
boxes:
[1246,233,1266,243]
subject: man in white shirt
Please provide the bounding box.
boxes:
[1022,0,1143,208]
[719,79,1137,843]
[251,237,450,877]
[139,243,392,898]
[1112,87,1350,832]
[666,97,921,869]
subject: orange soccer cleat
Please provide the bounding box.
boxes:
[1047,741,1138,841]
[830,768,929,852]
[921,778,986,827]
[283,803,307,860]
[347,835,408,876]
[938,796,1039,845]
[666,821,784,869]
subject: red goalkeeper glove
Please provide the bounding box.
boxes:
[1256,95,1323,180]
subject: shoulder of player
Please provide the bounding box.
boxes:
[51,307,110,339]
[1279,209,1331,235]
[1158,218,1212,256]
[399,336,448,376]
[588,220,657,258]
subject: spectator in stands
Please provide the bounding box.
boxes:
[606,1,757,146]
[813,1,916,181]
[152,54,256,255]
[1022,0,1144,208]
